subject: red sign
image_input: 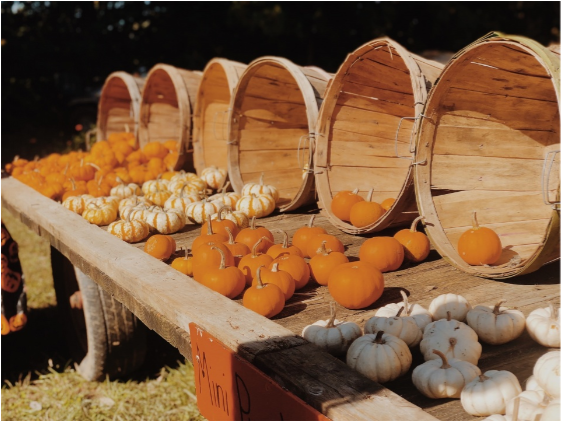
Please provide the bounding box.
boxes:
[189,323,330,421]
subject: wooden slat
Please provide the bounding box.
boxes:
[239,149,303,174]
[239,128,308,151]
[470,43,551,77]
[241,97,307,124]
[336,91,414,119]
[327,165,406,193]
[340,80,415,108]
[329,147,412,168]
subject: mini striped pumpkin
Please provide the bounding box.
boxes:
[108,216,150,243]
[209,181,240,209]
[201,166,228,190]
[185,197,225,224]
[241,173,279,202]
[170,171,206,192]
[82,203,118,226]
[142,178,169,195]
[118,196,152,216]
[63,194,95,214]
[236,193,276,218]
[168,180,202,197]
[87,196,120,211]
[110,181,141,199]
[210,209,250,230]
[145,189,172,207]
[121,204,151,221]
[144,207,185,234]
[164,190,200,211]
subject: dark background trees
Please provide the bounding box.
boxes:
[1,1,560,164]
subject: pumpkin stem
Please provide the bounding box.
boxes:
[87,162,101,171]
[184,247,191,260]
[225,227,235,245]
[70,178,77,191]
[373,330,385,344]
[410,216,425,233]
[271,262,280,272]
[275,229,290,249]
[217,205,232,222]
[259,172,266,186]
[472,211,480,230]
[221,181,231,194]
[316,240,331,256]
[250,216,257,230]
[446,311,451,321]
[395,306,405,317]
[251,237,268,257]
[366,188,374,202]
[352,188,359,195]
[116,176,124,185]
[399,290,410,316]
[326,302,337,328]
[307,215,316,228]
[205,216,214,236]
[493,299,507,315]
[478,374,489,383]
[255,265,265,289]
[449,338,457,348]
[432,349,451,369]
[210,246,227,270]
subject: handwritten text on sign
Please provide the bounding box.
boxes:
[189,323,330,421]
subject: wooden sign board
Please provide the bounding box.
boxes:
[189,323,330,421]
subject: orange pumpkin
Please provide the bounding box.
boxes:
[192,242,235,281]
[143,234,176,261]
[331,188,364,222]
[270,254,310,290]
[359,237,404,272]
[223,227,250,266]
[253,262,295,301]
[237,237,273,286]
[243,266,285,318]
[8,313,27,332]
[288,215,327,258]
[1,314,10,335]
[62,178,88,201]
[328,262,384,309]
[267,230,303,259]
[2,269,22,293]
[381,198,396,212]
[393,216,430,263]
[306,234,345,258]
[171,248,194,276]
[193,218,229,251]
[457,211,502,265]
[309,241,349,286]
[199,247,245,299]
[350,188,385,228]
[202,206,239,238]
[235,216,274,253]
[142,141,168,159]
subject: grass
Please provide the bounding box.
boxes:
[1,207,204,421]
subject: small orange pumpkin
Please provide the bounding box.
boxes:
[457,211,502,265]
[193,217,229,251]
[1,314,10,335]
[292,215,328,258]
[266,230,303,259]
[350,188,385,228]
[202,206,239,238]
[253,262,295,301]
[393,216,430,263]
[8,312,27,332]
[235,216,274,253]
[270,254,310,290]
[309,241,349,286]
[331,188,364,222]
[192,242,235,281]
[171,248,194,276]
[359,237,404,272]
[199,247,245,299]
[328,262,384,309]
[306,234,345,258]
[223,227,250,266]
[143,234,176,261]
[243,266,285,318]
[238,237,274,286]
[381,198,396,212]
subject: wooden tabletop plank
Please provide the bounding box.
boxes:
[1,177,436,421]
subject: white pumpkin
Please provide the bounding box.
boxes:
[169,171,206,192]
[241,172,279,202]
[120,204,150,221]
[82,203,118,226]
[63,194,95,214]
[461,370,522,416]
[209,181,240,209]
[110,181,141,199]
[365,305,423,348]
[526,375,545,393]
[201,166,228,190]
[420,312,482,365]
[141,178,169,195]
[185,197,225,224]
[145,188,172,207]
[506,390,551,421]
[412,349,481,399]
[429,293,472,322]
[466,299,526,345]
[483,415,510,421]
[302,303,362,356]
[526,303,560,348]
[210,209,249,229]
[346,331,412,384]
[118,196,152,216]
[236,193,276,218]
[107,216,150,243]
[144,207,185,234]
[168,180,203,196]
[86,195,120,211]
[375,290,432,331]
[540,399,560,421]
[533,350,560,397]
[164,190,200,211]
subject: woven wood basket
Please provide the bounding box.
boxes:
[228,57,332,212]
[96,72,145,144]
[314,38,443,234]
[192,58,247,175]
[138,64,202,170]
[414,32,561,279]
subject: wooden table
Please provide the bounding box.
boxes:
[2,177,560,421]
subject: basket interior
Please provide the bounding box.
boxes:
[429,42,560,265]
[325,43,414,205]
[197,63,231,171]
[236,63,310,207]
[101,77,137,137]
[142,68,180,143]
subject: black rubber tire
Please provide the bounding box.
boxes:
[52,248,147,381]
